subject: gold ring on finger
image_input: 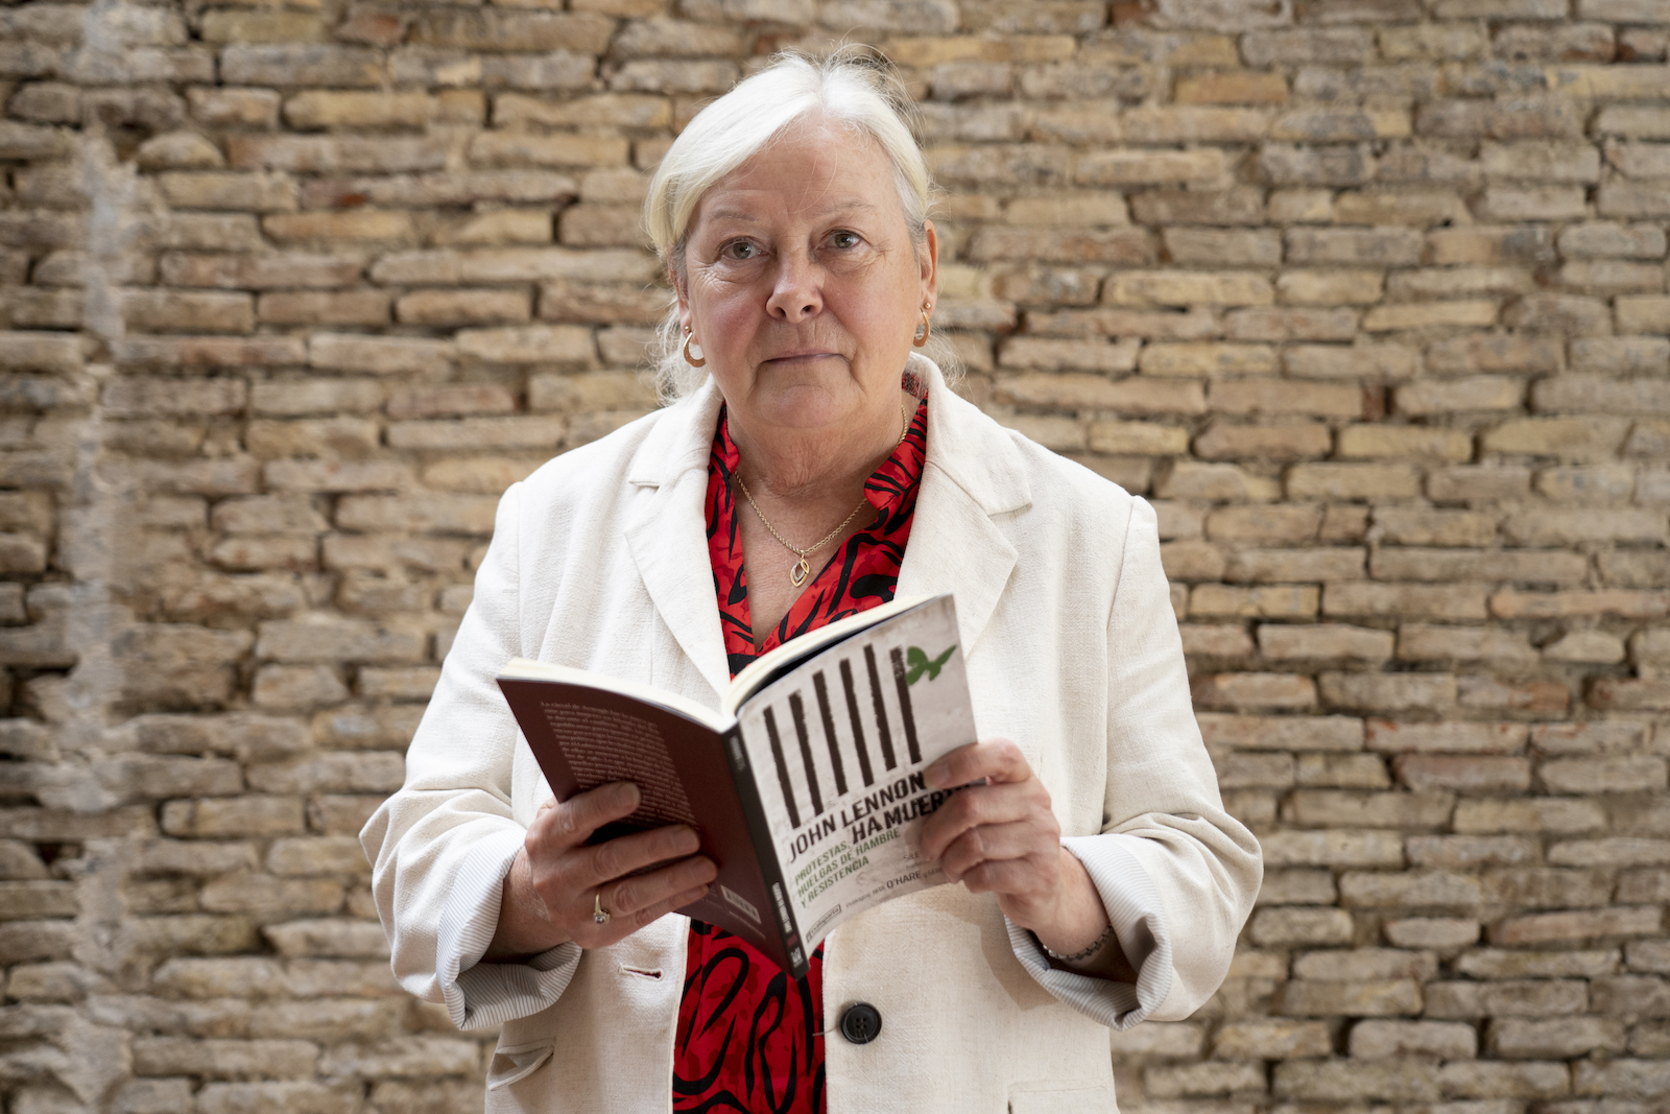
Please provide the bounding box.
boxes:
[593,890,611,925]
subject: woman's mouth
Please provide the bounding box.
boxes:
[762,351,836,366]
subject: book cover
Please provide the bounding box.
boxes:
[498,594,976,976]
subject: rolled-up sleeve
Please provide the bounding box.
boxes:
[360,482,580,1030]
[1009,496,1263,1029]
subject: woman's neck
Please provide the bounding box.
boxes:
[729,388,915,503]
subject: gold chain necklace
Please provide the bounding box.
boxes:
[737,401,913,588]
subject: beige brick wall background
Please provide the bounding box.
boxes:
[3,0,1669,1109]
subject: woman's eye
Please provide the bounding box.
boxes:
[721,241,756,260]
[829,231,859,249]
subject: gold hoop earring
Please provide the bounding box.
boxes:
[913,311,931,348]
[682,330,706,368]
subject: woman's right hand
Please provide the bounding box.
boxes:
[484,782,717,960]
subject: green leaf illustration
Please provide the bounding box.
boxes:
[905,645,955,684]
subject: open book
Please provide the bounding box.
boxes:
[497,594,976,978]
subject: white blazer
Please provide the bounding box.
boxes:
[362,356,1261,1114]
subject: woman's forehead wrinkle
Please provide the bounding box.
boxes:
[789,151,838,217]
[701,198,878,228]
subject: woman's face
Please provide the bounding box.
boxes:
[674,119,937,439]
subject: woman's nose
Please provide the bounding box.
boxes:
[765,252,822,322]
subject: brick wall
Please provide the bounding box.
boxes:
[3,0,1669,1110]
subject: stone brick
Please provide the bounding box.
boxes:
[1541,756,1669,793]
[1395,754,1532,793]
[1284,343,1419,381]
[1396,379,1529,417]
[1227,548,1366,583]
[1257,866,1338,903]
[132,1037,319,1080]
[1277,268,1384,305]
[1128,187,1266,226]
[258,291,390,327]
[263,919,389,960]
[228,136,449,175]
[396,289,531,327]
[1142,1060,1266,1097]
[1250,906,1354,946]
[967,226,1153,265]
[1258,624,1392,661]
[1350,1019,1477,1059]
[1296,752,1391,789]
[1285,227,1427,267]
[1088,420,1195,454]
[470,132,629,170]
[1175,71,1289,105]
[1573,1058,1670,1098]
[1192,421,1333,461]
[189,88,281,128]
[264,211,415,244]
[221,45,383,88]
[1264,149,1371,198]
[1288,464,1421,501]
[1383,918,1481,949]
[252,665,351,709]
[199,874,346,918]
[1104,270,1271,307]
[1367,721,1528,755]
[1213,1019,1330,1059]
[1617,294,1670,334]
[1494,588,1668,619]
[999,338,1139,374]
[309,334,454,377]
[456,325,593,365]
[1495,907,1664,946]
[160,252,365,290]
[1337,425,1472,462]
[1396,850,1533,902]
[1573,340,1670,378]
[1285,790,1455,829]
[283,92,444,130]
[1373,548,1587,585]
[255,618,425,666]
[1437,1061,1572,1099]
[160,797,305,839]
[1192,672,1317,710]
[1261,829,1404,867]
[1197,713,1364,752]
[1273,1059,1439,1103]
[1535,376,1670,417]
[1363,301,1502,332]
[1339,869,1483,908]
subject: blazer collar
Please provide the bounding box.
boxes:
[621,356,1032,702]
[896,355,1028,654]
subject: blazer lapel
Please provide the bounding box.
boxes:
[621,358,1030,695]
[897,356,1030,654]
[622,382,732,703]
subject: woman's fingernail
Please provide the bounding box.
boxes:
[923,764,946,788]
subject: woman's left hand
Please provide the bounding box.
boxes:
[921,739,1134,979]
[919,739,1066,928]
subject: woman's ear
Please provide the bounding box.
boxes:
[670,265,692,332]
[918,220,939,306]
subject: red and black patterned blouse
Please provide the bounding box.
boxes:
[673,386,928,1114]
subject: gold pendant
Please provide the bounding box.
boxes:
[790,556,810,587]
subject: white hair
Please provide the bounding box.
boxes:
[641,46,959,400]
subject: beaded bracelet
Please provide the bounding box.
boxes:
[1040,923,1115,965]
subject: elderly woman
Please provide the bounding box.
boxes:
[363,50,1260,1114]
